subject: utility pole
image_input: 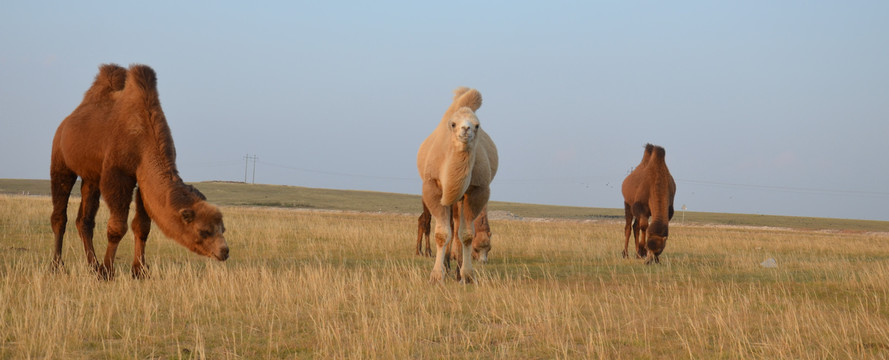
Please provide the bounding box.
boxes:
[244,154,258,184]
[244,154,249,183]
[252,155,258,184]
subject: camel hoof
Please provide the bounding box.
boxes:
[97,265,115,281]
[131,264,150,279]
[50,259,66,274]
[459,275,474,285]
[429,269,446,283]
[621,250,628,259]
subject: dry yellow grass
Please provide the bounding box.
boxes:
[2,194,889,359]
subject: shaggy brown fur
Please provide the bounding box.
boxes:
[50,64,229,279]
[621,144,676,264]
[417,87,498,283]
[448,205,492,264]
[416,202,433,257]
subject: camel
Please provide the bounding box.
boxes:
[621,144,676,264]
[417,87,498,283]
[50,64,229,279]
[447,205,492,264]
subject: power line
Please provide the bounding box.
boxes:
[231,156,888,199]
[257,160,416,181]
[676,179,889,198]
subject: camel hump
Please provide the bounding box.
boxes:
[453,87,482,112]
[83,64,126,101]
[645,143,656,156]
[96,64,127,91]
[651,145,666,162]
[127,64,158,93]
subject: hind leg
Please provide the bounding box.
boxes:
[98,169,136,280]
[459,186,489,284]
[131,187,151,279]
[423,226,432,257]
[416,217,424,256]
[50,166,77,271]
[623,203,633,258]
[76,179,102,273]
[450,203,464,280]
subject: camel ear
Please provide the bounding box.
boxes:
[180,208,195,224]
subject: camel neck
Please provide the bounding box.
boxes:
[440,144,475,206]
[135,168,193,237]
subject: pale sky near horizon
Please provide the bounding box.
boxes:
[1,2,887,221]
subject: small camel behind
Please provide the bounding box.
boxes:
[448,205,492,264]
[417,201,492,263]
[50,64,229,279]
[621,144,676,264]
[417,87,498,283]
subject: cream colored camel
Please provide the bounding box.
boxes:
[417,87,498,283]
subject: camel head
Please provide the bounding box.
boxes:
[448,107,480,150]
[645,221,668,264]
[177,201,229,261]
[471,230,492,263]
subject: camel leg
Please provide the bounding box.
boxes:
[423,223,432,257]
[623,203,633,258]
[424,183,452,282]
[76,179,102,273]
[131,187,151,279]
[450,203,465,279]
[50,166,77,271]
[459,187,489,284]
[637,217,649,259]
[444,203,458,272]
[98,169,136,280]
[416,215,424,256]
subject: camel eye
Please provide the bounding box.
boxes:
[450,122,456,128]
[475,124,479,129]
[199,230,212,239]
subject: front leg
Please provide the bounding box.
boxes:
[424,183,452,282]
[131,187,151,279]
[636,217,649,259]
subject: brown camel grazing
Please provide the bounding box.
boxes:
[417,87,498,283]
[50,64,229,279]
[416,202,433,257]
[621,144,676,264]
[447,205,492,264]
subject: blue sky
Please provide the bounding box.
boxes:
[2,2,887,221]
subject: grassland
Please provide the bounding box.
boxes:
[2,191,889,359]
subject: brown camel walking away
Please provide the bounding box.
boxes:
[621,144,675,264]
